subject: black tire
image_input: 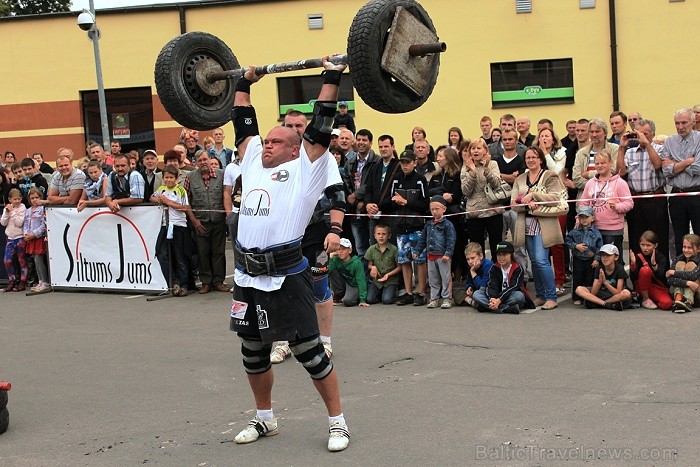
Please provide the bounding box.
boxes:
[347,0,440,113]
[0,407,8,435]
[0,390,6,409]
[155,32,240,131]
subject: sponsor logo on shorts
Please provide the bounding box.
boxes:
[231,300,248,320]
[311,250,329,274]
[256,305,269,330]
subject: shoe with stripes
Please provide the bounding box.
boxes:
[234,416,278,444]
[327,420,349,452]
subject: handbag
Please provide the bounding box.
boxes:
[484,179,512,205]
[530,171,569,217]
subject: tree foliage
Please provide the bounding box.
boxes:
[0,0,72,17]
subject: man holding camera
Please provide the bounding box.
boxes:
[616,119,668,259]
[659,108,700,257]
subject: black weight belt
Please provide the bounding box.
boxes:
[234,242,304,277]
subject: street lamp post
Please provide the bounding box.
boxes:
[78,0,110,151]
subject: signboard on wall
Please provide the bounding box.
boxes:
[112,113,131,139]
[46,205,167,292]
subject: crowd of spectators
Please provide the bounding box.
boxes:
[1,105,699,313]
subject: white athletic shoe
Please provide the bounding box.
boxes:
[327,420,350,452]
[270,343,290,364]
[234,416,278,444]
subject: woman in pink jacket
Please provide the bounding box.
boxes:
[580,150,633,262]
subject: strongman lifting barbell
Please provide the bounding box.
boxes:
[154,0,446,131]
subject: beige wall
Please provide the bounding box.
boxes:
[1,0,698,160]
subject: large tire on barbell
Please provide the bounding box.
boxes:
[348,0,439,114]
[0,408,8,434]
[155,32,240,131]
[0,390,7,410]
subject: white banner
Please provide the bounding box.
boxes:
[46,205,168,292]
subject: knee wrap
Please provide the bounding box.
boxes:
[231,105,260,147]
[239,335,272,375]
[303,101,336,147]
[290,335,333,380]
[312,274,333,303]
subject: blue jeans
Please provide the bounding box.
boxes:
[367,282,397,304]
[526,234,557,302]
[351,217,371,258]
[473,289,525,313]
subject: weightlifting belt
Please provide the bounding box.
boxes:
[234,241,304,277]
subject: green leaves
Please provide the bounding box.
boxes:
[0,0,72,17]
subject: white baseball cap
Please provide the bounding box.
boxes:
[599,244,619,256]
[339,238,352,249]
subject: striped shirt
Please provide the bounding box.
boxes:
[50,168,86,196]
[659,130,700,189]
[623,144,665,193]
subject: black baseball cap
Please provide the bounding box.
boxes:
[495,241,515,253]
[399,150,416,162]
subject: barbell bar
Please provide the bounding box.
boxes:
[204,42,446,85]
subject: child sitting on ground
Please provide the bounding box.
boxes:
[463,242,493,307]
[575,244,631,310]
[629,230,672,310]
[666,233,700,313]
[473,241,530,314]
[414,195,456,309]
[329,238,369,307]
[565,206,603,305]
[1,188,28,292]
[364,224,401,305]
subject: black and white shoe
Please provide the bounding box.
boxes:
[673,300,692,313]
[328,420,350,452]
[234,416,278,444]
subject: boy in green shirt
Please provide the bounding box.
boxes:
[329,238,370,307]
[364,223,401,304]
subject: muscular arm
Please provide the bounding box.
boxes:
[303,58,348,163]
[233,81,254,160]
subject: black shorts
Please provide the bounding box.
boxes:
[230,269,320,345]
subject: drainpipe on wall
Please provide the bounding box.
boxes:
[179,6,186,34]
[608,0,619,111]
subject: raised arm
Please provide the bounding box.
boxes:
[301,57,348,163]
[231,66,261,161]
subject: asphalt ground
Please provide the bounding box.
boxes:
[1,275,697,466]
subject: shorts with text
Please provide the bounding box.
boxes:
[230,269,320,345]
